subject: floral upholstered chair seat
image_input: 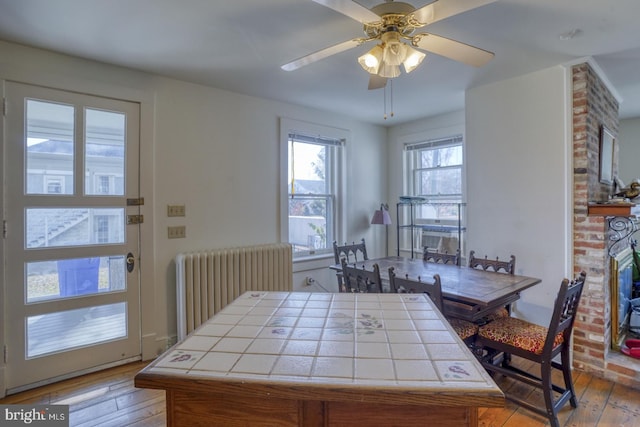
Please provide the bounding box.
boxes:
[478,317,563,354]
[448,317,479,341]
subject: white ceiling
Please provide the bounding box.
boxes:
[1,0,639,126]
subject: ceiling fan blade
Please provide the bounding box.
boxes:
[413,33,494,67]
[412,0,498,26]
[312,0,381,24]
[281,38,364,71]
[368,75,387,90]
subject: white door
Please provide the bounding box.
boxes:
[4,82,141,393]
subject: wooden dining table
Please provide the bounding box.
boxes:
[330,256,541,323]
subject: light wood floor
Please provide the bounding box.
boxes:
[1,357,639,426]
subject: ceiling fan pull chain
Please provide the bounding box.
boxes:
[390,79,394,118]
[383,83,387,120]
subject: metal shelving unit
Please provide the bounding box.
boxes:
[396,201,466,258]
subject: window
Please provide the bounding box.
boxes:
[405,134,464,221]
[95,175,111,194]
[280,119,346,258]
[95,215,109,243]
[45,176,64,194]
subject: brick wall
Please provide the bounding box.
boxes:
[571,63,640,388]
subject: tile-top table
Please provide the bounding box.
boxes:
[135,291,504,426]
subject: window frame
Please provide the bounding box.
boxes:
[401,131,466,256]
[280,118,347,259]
[404,134,465,203]
[406,135,464,202]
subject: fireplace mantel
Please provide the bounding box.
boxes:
[588,202,635,216]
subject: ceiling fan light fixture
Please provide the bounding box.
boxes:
[378,63,401,78]
[357,44,383,74]
[381,32,405,66]
[402,47,426,73]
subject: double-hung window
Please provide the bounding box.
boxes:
[404,134,465,253]
[281,119,346,258]
[406,134,463,204]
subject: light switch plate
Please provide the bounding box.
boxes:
[168,225,186,239]
[167,205,186,217]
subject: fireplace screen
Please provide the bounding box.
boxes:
[611,248,634,349]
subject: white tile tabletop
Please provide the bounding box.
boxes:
[147,291,500,393]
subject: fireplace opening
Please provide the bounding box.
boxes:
[610,247,640,349]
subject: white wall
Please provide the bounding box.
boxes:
[466,65,571,324]
[618,117,640,186]
[0,41,387,358]
[618,117,640,243]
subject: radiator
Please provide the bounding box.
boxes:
[176,243,293,340]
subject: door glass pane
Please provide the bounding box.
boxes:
[27,302,127,358]
[26,208,125,249]
[85,109,125,196]
[26,100,74,195]
[26,256,127,303]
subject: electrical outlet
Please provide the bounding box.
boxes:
[167,204,186,217]
[168,225,186,239]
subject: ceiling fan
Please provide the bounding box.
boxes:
[282,0,496,89]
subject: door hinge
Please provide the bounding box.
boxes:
[127,215,144,225]
[2,98,6,117]
[127,197,144,206]
[3,345,6,363]
[2,220,6,239]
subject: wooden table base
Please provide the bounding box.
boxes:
[166,390,478,427]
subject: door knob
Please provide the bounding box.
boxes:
[126,252,135,272]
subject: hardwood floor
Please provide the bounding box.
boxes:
[0,362,164,427]
[1,357,639,426]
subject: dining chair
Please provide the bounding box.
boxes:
[341,258,382,293]
[333,239,369,292]
[468,250,517,322]
[423,247,461,266]
[388,267,479,345]
[468,250,516,274]
[475,271,587,427]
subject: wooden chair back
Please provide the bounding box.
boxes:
[544,271,586,355]
[468,250,516,274]
[341,259,382,293]
[333,239,368,264]
[388,267,443,310]
[423,247,461,266]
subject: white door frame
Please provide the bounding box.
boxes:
[0,75,157,397]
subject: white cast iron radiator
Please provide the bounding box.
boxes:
[176,243,293,340]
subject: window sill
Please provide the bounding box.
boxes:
[293,253,334,273]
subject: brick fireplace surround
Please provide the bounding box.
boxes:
[572,63,640,388]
